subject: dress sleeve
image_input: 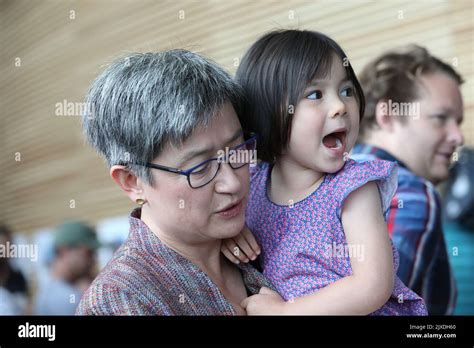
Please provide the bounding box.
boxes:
[335,159,398,220]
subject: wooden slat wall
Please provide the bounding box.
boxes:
[1,0,473,234]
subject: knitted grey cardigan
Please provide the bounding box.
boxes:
[76,209,274,315]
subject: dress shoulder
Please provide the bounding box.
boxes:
[327,159,398,219]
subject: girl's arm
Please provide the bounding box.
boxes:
[242,181,394,315]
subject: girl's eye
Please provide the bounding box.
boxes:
[307,90,323,100]
[341,86,354,97]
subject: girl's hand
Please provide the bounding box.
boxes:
[241,287,286,315]
[221,226,261,264]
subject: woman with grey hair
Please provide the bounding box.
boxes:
[76,49,274,315]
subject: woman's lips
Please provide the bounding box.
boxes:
[217,200,243,219]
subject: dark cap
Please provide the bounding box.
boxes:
[54,221,100,250]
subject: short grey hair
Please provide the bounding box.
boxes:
[82,49,243,186]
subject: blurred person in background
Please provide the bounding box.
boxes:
[0,224,29,315]
[34,221,99,315]
[351,45,464,315]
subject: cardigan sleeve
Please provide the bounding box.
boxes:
[76,282,170,316]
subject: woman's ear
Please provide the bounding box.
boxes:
[375,99,395,133]
[110,165,144,202]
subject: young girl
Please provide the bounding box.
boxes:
[222,30,427,315]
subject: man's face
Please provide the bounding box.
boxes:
[62,245,96,279]
[391,72,464,184]
[141,102,250,245]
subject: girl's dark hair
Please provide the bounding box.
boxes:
[235,29,365,163]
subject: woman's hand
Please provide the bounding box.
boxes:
[221,226,261,264]
[241,287,286,315]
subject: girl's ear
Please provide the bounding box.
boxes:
[374,100,395,133]
[110,165,145,203]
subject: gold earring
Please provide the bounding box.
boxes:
[136,198,147,206]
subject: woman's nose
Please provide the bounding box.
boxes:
[214,163,244,194]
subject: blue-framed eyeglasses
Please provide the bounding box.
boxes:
[132,133,258,189]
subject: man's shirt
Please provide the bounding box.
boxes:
[352,143,457,315]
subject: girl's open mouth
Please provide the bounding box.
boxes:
[322,131,346,150]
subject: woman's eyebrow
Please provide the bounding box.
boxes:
[179,148,212,167]
[178,128,243,166]
[225,128,244,145]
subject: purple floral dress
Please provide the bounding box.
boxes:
[246,159,427,315]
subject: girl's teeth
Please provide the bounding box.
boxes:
[335,138,342,148]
